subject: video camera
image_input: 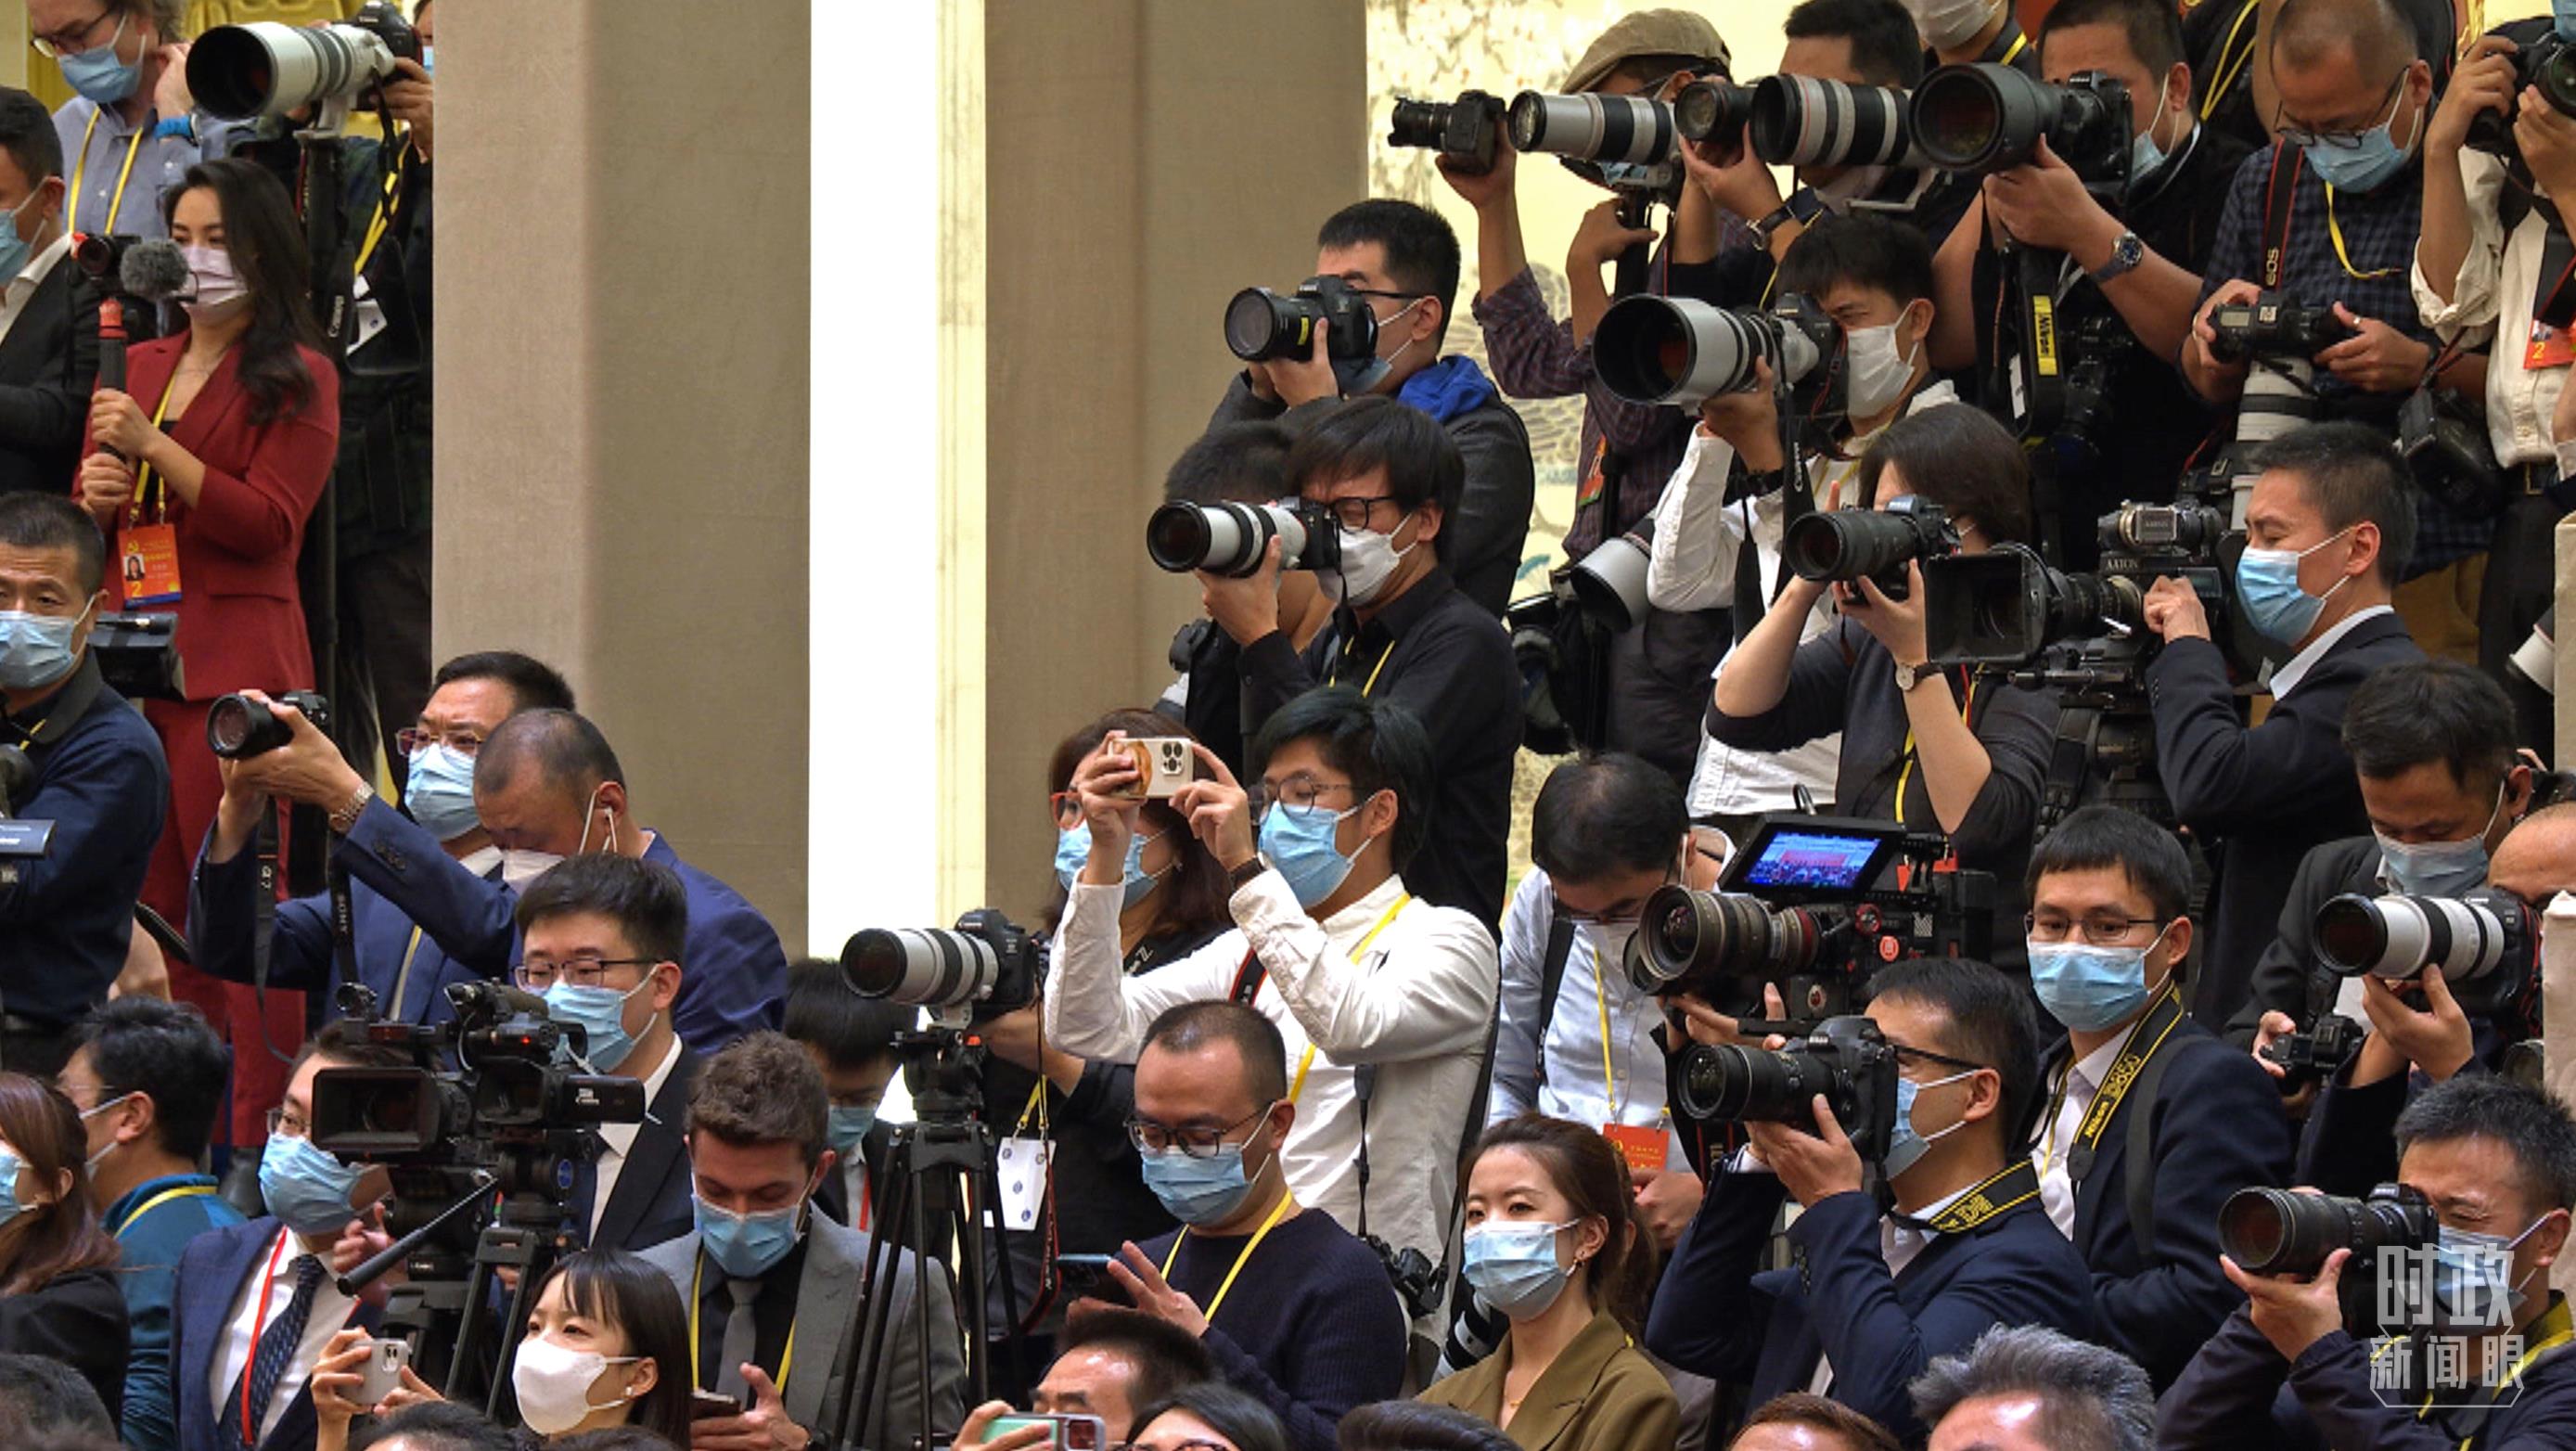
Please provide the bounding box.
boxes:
[1506,90,1683,199]
[1672,1014,1902,1169]
[842,908,1044,1030]
[189,3,420,132]
[1387,91,1506,175]
[1147,500,1339,577]
[2466,32,2576,156]
[1924,500,2231,668]
[2315,889,2539,1021]
[1592,292,1850,444]
[1625,815,1995,1030]
[2261,1011,2366,1088]
[2399,385,2506,521]
[1913,64,2132,194]
[1782,496,1957,601]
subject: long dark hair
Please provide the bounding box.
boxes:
[1472,1114,1659,1332]
[162,157,322,427]
[1040,710,1231,942]
[1129,1383,1289,1451]
[0,1074,117,1297]
[538,1249,694,1446]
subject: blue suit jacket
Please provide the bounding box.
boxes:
[1647,1171,2100,1444]
[170,1217,378,1451]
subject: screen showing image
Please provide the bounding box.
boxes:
[1738,830,1883,891]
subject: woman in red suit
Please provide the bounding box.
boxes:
[77,157,339,1154]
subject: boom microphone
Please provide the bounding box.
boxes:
[118,238,188,302]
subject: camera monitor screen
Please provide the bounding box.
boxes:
[1721,817,1905,894]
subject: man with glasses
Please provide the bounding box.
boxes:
[2019,805,2292,1389]
[187,650,575,1032]
[1194,397,1519,931]
[1649,957,2098,1445]
[28,0,240,243]
[1209,199,1532,621]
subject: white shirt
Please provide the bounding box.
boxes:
[1047,871,1497,1269]
[2034,1035,2125,1237]
[210,1226,360,1443]
[2269,604,2396,700]
[589,1033,682,1239]
[0,230,68,348]
[2412,147,2567,468]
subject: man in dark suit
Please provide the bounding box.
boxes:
[2140,422,2427,1029]
[780,957,911,1231]
[0,87,96,500]
[1647,958,2100,1445]
[638,1031,966,1451]
[169,1022,399,1451]
[2022,806,2294,1389]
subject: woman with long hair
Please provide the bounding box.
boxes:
[77,154,340,1155]
[0,1072,127,1418]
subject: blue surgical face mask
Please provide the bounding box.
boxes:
[827,1104,877,1162]
[57,12,139,106]
[1138,1130,1274,1227]
[0,599,90,692]
[2130,85,2172,181]
[404,743,481,841]
[695,1193,808,1278]
[2235,527,2355,645]
[1883,1069,1978,1179]
[1462,1218,1573,1317]
[2432,1214,2553,1329]
[1259,802,1365,908]
[1054,822,1171,908]
[544,973,657,1073]
[2377,781,2507,898]
[2027,924,2173,1033]
[0,1144,25,1229]
[259,1133,365,1235]
[2302,83,2419,193]
[0,189,41,283]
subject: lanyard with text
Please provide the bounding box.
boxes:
[73,108,146,238]
[688,1250,797,1397]
[352,139,412,279]
[1900,1160,2043,1235]
[111,1182,213,1238]
[2053,983,2186,1184]
[1227,895,1410,1103]
[2381,1296,2576,1447]
[1160,1189,1296,1322]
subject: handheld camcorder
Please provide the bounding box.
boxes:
[2314,889,2539,1020]
[188,3,419,128]
[842,908,1044,1030]
[1912,64,2132,193]
[1672,1015,1901,1162]
[1673,80,1757,147]
[1147,500,1339,578]
[1626,815,1996,1029]
[1592,291,1846,422]
[2261,1012,2367,1088]
[1748,75,1923,171]
[2466,32,2576,155]
[1782,496,1959,602]
[206,690,329,760]
[1388,91,1506,175]
[1506,90,1683,196]
[1224,276,1378,364]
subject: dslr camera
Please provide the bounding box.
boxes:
[206,690,329,760]
[2314,889,2539,1021]
[189,2,419,129]
[842,908,1044,1030]
[2399,384,2505,520]
[1224,276,1379,365]
[2260,1012,2366,1088]
[1147,499,1339,577]
[1912,64,2132,194]
[2203,292,2356,511]
[1506,89,1683,198]
[1672,1015,1902,1168]
[1387,91,1506,175]
[2221,1182,2439,1333]
[2466,31,2576,155]
[1782,495,1959,602]
[1592,292,1849,441]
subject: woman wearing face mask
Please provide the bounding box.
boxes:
[1420,1115,1676,1451]
[0,1072,129,1419]
[77,154,339,1160]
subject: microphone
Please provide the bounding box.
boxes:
[117,238,187,302]
[96,297,124,394]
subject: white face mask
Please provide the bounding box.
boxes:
[501,850,564,892]
[1323,513,1420,607]
[1845,309,1922,417]
[509,1334,641,1436]
[1904,0,2000,50]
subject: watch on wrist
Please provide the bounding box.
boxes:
[1892,661,1930,693]
[328,781,375,835]
[1228,854,1271,891]
[2090,231,2146,285]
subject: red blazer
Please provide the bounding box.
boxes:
[81,331,340,701]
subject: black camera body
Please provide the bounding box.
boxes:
[1224,276,1378,364]
[2206,292,2354,364]
[1913,64,2131,194]
[1673,1015,1901,1168]
[2261,1012,2367,1087]
[842,907,1044,1029]
[2222,1182,2437,1334]
[1366,1237,1446,1319]
[2467,30,2576,155]
[1782,495,1957,601]
[2399,385,2506,520]
[1388,91,1506,175]
[206,690,328,759]
[91,612,183,701]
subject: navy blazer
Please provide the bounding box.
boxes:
[2147,612,2425,1027]
[1647,1172,2100,1444]
[170,1217,378,1451]
[2049,1017,2294,1388]
[584,1045,700,1255]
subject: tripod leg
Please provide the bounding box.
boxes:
[839,1157,915,1450]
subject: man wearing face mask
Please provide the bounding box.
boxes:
[1195,400,1519,931]
[1207,200,1532,620]
[1167,424,1332,782]
[636,1032,965,1451]
[187,651,575,1032]
[2020,806,2294,1390]
[1648,958,2099,1445]
[780,959,913,1232]
[0,89,99,501]
[2161,1075,2576,1448]
[2139,424,2425,1029]
[1096,1002,1406,1451]
[0,491,167,1080]
[30,0,241,244]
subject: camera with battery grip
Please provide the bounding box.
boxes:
[2314,889,2540,1023]
[1782,495,1959,602]
[2221,1182,2438,1333]
[1912,63,2133,193]
[2399,384,2506,521]
[2464,28,2576,157]
[2261,1011,2367,1088]
[1671,1014,1902,1166]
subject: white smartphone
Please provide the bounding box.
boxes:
[355,1337,411,1405]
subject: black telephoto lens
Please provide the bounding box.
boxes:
[1389,97,1448,148]
[205,689,328,759]
[1674,81,1755,144]
[2218,1185,2434,1278]
[1675,1042,1827,1122]
[1224,289,1310,362]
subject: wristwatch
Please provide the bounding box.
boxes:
[2089,231,2146,285]
[1752,187,1827,243]
[1228,854,1272,891]
[328,780,376,836]
[1892,661,1932,693]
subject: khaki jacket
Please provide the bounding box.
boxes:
[1420,1308,1681,1451]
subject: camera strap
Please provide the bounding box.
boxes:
[1531,915,1579,1094]
[1894,1159,2042,1236]
[2,655,105,805]
[326,856,362,1006]
[2054,982,2186,1247]
[2532,225,2576,333]
[2260,146,2303,290]
[2007,244,2070,442]
[248,810,299,1065]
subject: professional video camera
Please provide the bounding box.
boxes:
[89,612,182,701]
[842,908,1044,1030]
[1913,65,2132,193]
[2261,1011,2366,1088]
[1673,1014,1901,1169]
[1673,80,1756,147]
[0,746,47,887]
[1626,815,1995,1030]
[1224,276,1380,365]
[205,690,329,760]
[1592,293,1851,450]
[189,3,420,132]
[1747,75,1924,172]
[2315,889,2540,1021]
[2466,31,2576,155]
[1783,496,1957,600]
[1506,90,1684,198]
[1147,500,1339,577]
[1387,91,1506,175]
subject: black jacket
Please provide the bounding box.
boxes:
[583,1045,701,1254]
[2224,836,2385,1046]
[0,1264,126,1424]
[2147,613,2426,1027]
[334,135,433,560]
[0,258,99,498]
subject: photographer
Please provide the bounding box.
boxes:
[1647,958,2096,1443]
[1925,0,2253,567]
[1209,200,1531,619]
[2160,1075,2576,1448]
[2021,805,2292,1389]
[0,491,166,1078]
[1194,398,1519,930]
[1045,690,1498,1316]
[30,0,246,243]
[2141,423,2426,1027]
[0,88,100,501]
[1707,404,2056,954]
[1166,423,1334,782]
[188,650,574,1030]
[780,958,912,1230]
[636,1031,966,1451]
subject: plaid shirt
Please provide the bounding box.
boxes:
[2200,143,2495,573]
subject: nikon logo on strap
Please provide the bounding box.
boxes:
[1918,1160,2044,1236]
[2067,984,2186,1184]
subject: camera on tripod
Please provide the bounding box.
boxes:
[188,2,420,131]
[1625,815,1995,1029]
[1387,91,1506,175]
[2260,1012,2366,1087]
[1673,1015,1901,1162]
[842,908,1044,1030]
[2314,889,2539,1020]
[1912,65,2131,193]
[1147,500,1339,577]
[1924,495,2231,668]
[2465,32,2576,155]
[1593,291,1846,421]
[1782,496,1958,601]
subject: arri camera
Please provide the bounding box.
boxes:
[1387,91,1506,175]
[1673,1015,1903,1179]
[1912,65,2131,193]
[1626,815,1995,1029]
[842,908,1044,1029]
[2314,889,2539,1021]
[1147,500,1339,577]
[206,690,328,760]
[189,2,419,131]
[1224,276,1378,364]
[1782,496,1958,601]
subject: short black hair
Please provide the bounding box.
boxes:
[1287,396,1466,559]
[1777,212,1936,310]
[1317,199,1463,346]
[0,492,105,595]
[0,89,60,186]
[1055,1307,1216,1413]
[512,853,689,967]
[1249,687,1436,871]
[2024,804,2191,923]
[475,708,626,802]
[1141,1001,1289,1107]
[1339,1402,1519,1451]
[2039,0,2186,75]
[0,1354,109,1444]
[1783,0,1926,87]
[2396,1076,2576,1213]
[66,997,230,1162]
[1167,422,1296,507]
[349,1401,522,1451]
[291,1017,417,1077]
[1869,957,2044,1149]
[2247,422,2418,587]
[2341,660,2518,795]
[1131,1383,1289,1451]
[429,651,577,714]
[781,958,915,1071]
[1530,752,1685,886]
[2273,0,2418,83]
[545,1433,678,1451]
[1857,404,2033,546]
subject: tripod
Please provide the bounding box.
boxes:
[827,1029,1027,1451]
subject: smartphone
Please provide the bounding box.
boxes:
[1116,738,1197,800]
[691,1388,746,1421]
[354,1338,410,1406]
[993,1413,1109,1451]
[1055,1252,1129,1307]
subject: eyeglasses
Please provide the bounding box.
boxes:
[2275,73,2403,151]
[395,726,487,758]
[32,7,118,59]
[1126,1102,1275,1157]
[2024,912,2167,946]
[1888,1040,1987,1075]
[265,1107,311,1140]
[1308,494,1408,532]
[511,956,656,991]
[1247,776,1358,823]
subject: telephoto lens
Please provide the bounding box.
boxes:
[841,928,1003,1009]
[1781,496,1958,597]
[1911,64,2129,178]
[1675,1041,1829,1122]
[1749,75,1922,170]
[1506,91,1678,164]
[188,4,417,121]
[1146,501,1334,577]
[2217,1184,2434,1278]
[205,690,330,760]
[1674,81,1757,145]
[1389,96,1456,148]
[1626,883,1839,998]
[2313,890,2533,992]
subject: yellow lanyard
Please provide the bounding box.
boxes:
[111,1183,214,1238]
[73,108,146,238]
[688,1251,798,1397]
[131,366,179,520]
[2324,185,2402,281]
[2201,0,2261,122]
[1284,895,1410,1102]
[1159,1189,1296,1322]
[1593,957,1621,1109]
[1327,641,1395,698]
[352,139,410,278]
[2376,1299,2576,1447]
[2037,985,2184,1178]
[1998,31,2029,67]
[386,926,426,1023]
[1892,675,1976,828]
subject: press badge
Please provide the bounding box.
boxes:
[349,271,389,354]
[119,523,181,605]
[2526,321,2575,371]
[995,1136,1054,1231]
[1602,1122,1672,1174]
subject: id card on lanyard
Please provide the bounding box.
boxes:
[118,369,184,605]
